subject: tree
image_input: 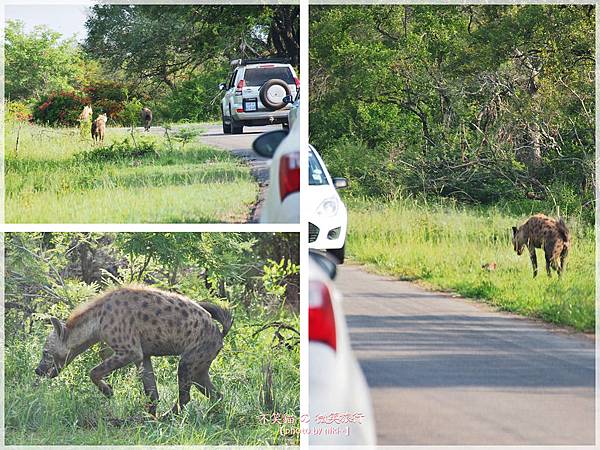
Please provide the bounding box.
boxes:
[5,20,87,100]
[310,5,594,220]
[84,5,299,91]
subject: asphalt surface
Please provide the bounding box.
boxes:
[337,264,595,445]
[126,123,276,222]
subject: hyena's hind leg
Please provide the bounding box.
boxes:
[192,363,222,400]
[557,243,569,277]
[169,356,193,414]
[90,347,143,398]
[139,356,159,416]
[528,244,538,277]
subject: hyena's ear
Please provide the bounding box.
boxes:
[50,317,67,341]
[512,226,517,236]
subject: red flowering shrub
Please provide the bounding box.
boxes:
[32,91,90,126]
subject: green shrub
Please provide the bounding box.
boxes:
[6,101,33,122]
[83,80,129,123]
[77,138,159,162]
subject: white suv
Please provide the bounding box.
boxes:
[219,59,299,134]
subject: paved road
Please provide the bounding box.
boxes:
[338,264,595,445]
[125,123,277,222]
[197,123,275,222]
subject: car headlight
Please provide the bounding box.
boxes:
[316,197,339,217]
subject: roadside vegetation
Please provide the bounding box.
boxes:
[5,232,300,445]
[5,119,257,223]
[310,6,594,330]
[347,198,594,331]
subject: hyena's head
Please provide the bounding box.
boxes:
[512,226,526,256]
[35,318,69,378]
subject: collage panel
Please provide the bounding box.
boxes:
[308,4,595,446]
[5,3,300,224]
[4,231,300,445]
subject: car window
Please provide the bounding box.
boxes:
[244,67,294,86]
[228,70,237,89]
[309,151,329,186]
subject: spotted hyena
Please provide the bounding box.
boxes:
[35,286,232,416]
[91,114,108,144]
[512,214,570,277]
[141,107,152,131]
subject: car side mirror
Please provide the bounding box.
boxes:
[252,129,289,158]
[333,177,348,189]
[310,250,337,280]
[218,83,226,91]
[282,95,294,104]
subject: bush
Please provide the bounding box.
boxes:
[77,138,159,162]
[5,101,32,122]
[32,91,90,126]
[83,80,129,123]
[158,64,227,123]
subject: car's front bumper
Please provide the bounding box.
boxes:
[308,214,347,250]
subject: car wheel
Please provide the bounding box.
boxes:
[328,244,345,264]
[231,119,243,134]
[222,110,231,134]
[260,79,291,111]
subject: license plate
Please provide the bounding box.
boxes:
[244,101,257,112]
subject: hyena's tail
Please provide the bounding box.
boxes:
[199,302,233,338]
[556,217,571,244]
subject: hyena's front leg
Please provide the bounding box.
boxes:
[90,350,143,398]
[528,245,538,277]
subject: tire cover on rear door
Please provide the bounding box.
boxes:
[259,79,291,111]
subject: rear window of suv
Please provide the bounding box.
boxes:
[244,67,294,86]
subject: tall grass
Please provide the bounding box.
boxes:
[5,307,299,445]
[5,121,257,223]
[346,198,595,331]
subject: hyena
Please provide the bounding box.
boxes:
[91,114,108,144]
[79,105,93,122]
[511,214,570,277]
[35,286,232,416]
[141,107,152,131]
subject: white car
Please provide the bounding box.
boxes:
[219,58,299,134]
[252,115,299,223]
[307,146,348,263]
[308,251,376,445]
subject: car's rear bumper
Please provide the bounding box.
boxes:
[260,191,299,224]
[233,109,289,125]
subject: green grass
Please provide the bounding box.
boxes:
[346,198,595,332]
[5,308,299,445]
[5,121,258,223]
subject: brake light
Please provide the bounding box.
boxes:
[259,64,276,68]
[279,151,300,201]
[236,79,245,94]
[294,77,300,89]
[309,280,336,350]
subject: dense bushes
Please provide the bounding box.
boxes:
[83,80,130,121]
[158,65,228,123]
[32,91,90,126]
[310,6,595,224]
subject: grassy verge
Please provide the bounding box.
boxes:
[346,198,595,332]
[5,307,299,445]
[5,121,257,223]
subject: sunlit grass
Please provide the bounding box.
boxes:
[346,197,595,331]
[5,121,257,223]
[5,307,299,445]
